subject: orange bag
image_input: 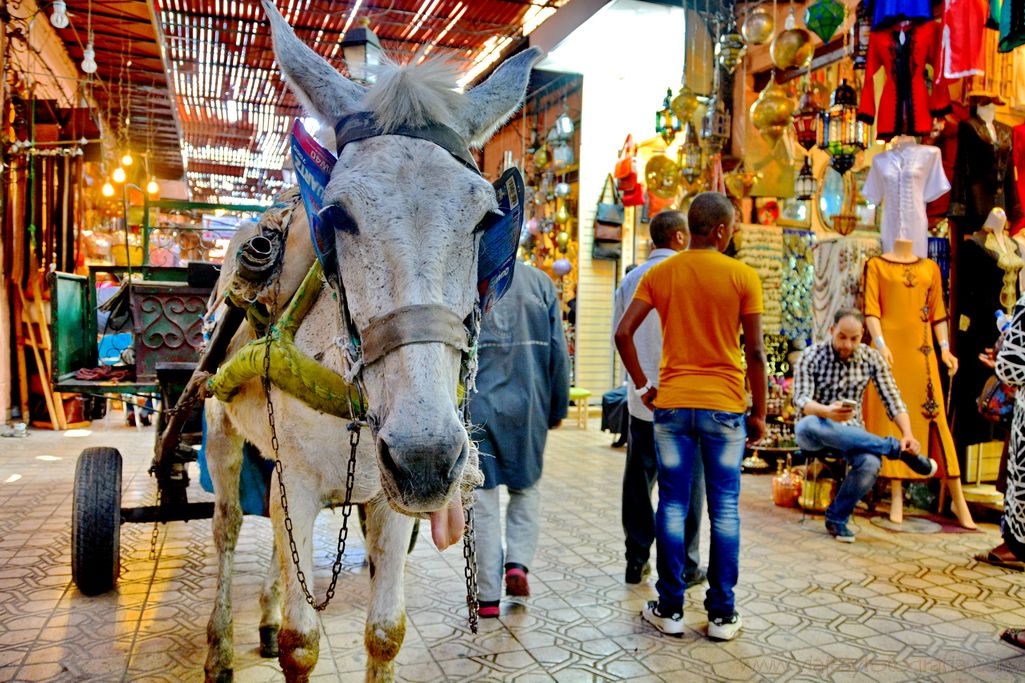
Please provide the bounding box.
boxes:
[614,134,636,179]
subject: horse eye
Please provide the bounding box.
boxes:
[319,203,359,235]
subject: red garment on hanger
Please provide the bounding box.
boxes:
[858,21,952,139]
[940,0,987,79]
[1013,123,1025,235]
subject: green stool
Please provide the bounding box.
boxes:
[569,386,592,429]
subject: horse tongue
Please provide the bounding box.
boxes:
[430,497,465,551]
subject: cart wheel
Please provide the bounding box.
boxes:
[72,447,123,595]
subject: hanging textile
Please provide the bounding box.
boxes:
[810,234,882,342]
[782,229,815,343]
[940,0,987,79]
[928,236,952,300]
[736,223,784,334]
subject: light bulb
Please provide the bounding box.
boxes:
[146,178,159,195]
[50,1,69,29]
[112,167,126,183]
[121,152,134,166]
[101,181,115,197]
[81,43,97,74]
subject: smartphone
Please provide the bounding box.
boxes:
[839,398,858,409]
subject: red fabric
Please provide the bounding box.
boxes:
[858,21,952,139]
[940,0,987,79]
[1013,123,1025,235]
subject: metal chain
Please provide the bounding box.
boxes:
[462,505,480,634]
[148,486,161,561]
[260,217,357,612]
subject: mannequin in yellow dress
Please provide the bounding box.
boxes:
[864,238,976,528]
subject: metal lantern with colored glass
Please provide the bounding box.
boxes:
[792,90,820,152]
[818,79,867,175]
[701,96,732,153]
[655,88,681,144]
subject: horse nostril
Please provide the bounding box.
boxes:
[377,437,405,482]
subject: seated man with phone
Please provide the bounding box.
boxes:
[792,309,937,542]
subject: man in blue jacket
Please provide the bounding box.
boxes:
[468,261,571,617]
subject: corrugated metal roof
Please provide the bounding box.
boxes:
[53,0,563,203]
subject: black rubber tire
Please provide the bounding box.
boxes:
[71,447,123,596]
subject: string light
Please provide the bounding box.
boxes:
[112,167,127,183]
[50,1,69,29]
[101,181,115,197]
[121,152,134,167]
[146,178,160,195]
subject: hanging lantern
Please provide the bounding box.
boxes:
[724,165,759,198]
[794,156,817,200]
[678,123,704,184]
[750,77,796,144]
[555,202,571,225]
[771,10,814,70]
[645,154,682,199]
[556,231,570,249]
[818,79,868,175]
[717,18,748,74]
[741,7,775,46]
[701,96,732,154]
[553,110,575,140]
[671,86,702,126]
[552,258,573,277]
[804,0,846,44]
[81,41,97,74]
[654,88,681,144]
[850,1,872,71]
[792,90,821,151]
[552,143,574,170]
[554,182,571,198]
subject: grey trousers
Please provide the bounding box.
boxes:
[474,484,541,602]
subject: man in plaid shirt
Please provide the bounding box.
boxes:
[793,309,937,542]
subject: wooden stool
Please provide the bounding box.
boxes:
[569,387,591,429]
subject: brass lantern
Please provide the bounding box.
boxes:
[794,156,817,200]
[717,18,748,74]
[771,9,813,71]
[818,79,868,175]
[655,88,681,144]
[671,86,702,126]
[792,90,820,152]
[701,96,732,153]
[750,77,796,144]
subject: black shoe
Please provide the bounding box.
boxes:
[825,520,856,543]
[898,451,938,477]
[625,560,651,584]
[684,568,707,587]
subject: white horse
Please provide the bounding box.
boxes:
[202,2,542,681]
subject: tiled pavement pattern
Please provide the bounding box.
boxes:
[3,419,1025,682]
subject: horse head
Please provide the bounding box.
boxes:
[262,1,541,515]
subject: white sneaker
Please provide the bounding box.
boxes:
[707,612,742,641]
[641,601,684,636]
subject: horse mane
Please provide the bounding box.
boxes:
[359,58,466,135]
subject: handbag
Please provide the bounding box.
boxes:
[978,375,1017,425]
[614,134,636,180]
[593,174,624,243]
[621,181,645,207]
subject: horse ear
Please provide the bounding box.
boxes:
[459,47,544,147]
[262,0,365,126]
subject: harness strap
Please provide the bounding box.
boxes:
[334,112,481,176]
[361,304,469,366]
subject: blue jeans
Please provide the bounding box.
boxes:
[652,408,746,617]
[794,416,901,526]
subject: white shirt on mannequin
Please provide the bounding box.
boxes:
[862,138,951,258]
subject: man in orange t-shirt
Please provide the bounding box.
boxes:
[615,192,767,642]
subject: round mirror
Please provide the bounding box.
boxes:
[815,165,878,232]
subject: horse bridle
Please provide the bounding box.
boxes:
[322,112,483,422]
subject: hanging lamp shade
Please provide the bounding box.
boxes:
[341,18,383,83]
[701,96,732,153]
[678,123,704,184]
[804,0,846,44]
[671,86,702,126]
[645,154,682,199]
[851,1,872,71]
[742,7,775,46]
[751,78,797,144]
[818,79,868,175]
[771,10,814,70]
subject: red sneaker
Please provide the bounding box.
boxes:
[505,567,530,597]
[478,601,500,618]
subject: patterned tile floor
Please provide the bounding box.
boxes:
[2,415,1025,682]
